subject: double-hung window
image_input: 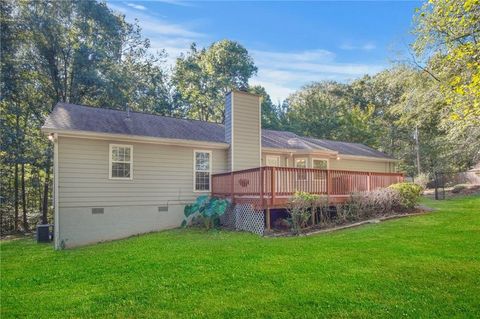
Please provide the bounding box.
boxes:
[295,158,307,181]
[109,144,133,179]
[266,155,280,167]
[194,150,211,191]
[312,158,328,180]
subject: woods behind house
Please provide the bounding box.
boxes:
[1,0,479,232]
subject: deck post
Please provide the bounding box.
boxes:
[230,171,234,204]
[265,207,271,231]
[259,167,264,208]
[326,170,331,198]
[367,172,371,191]
[311,207,315,225]
[271,167,276,206]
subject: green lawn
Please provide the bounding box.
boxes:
[2,196,479,318]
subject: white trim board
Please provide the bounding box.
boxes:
[41,128,229,150]
[193,149,212,193]
[109,144,134,180]
[53,133,60,250]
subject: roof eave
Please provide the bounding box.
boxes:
[261,147,338,157]
[339,154,400,162]
[41,127,230,149]
[261,146,398,162]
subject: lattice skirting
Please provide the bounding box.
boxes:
[220,203,265,236]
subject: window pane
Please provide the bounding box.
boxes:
[196,152,210,171]
[111,163,130,178]
[295,159,306,168]
[195,172,210,191]
[124,147,131,161]
[123,163,131,177]
[266,156,279,166]
[112,147,120,161]
[120,147,125,160]
[313,160,327,169]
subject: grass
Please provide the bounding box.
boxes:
[1,196,479,318]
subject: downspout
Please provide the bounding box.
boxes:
[52,133,60,250]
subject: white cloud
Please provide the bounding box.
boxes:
[340,42,376,51]
[107,2,385,102]
[250,49,384,102]
[126,3,146,10]
[150,0,193,6]
[108,2,205,68]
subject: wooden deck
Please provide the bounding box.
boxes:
[212,166,404,209]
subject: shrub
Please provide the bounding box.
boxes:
[181,195,229,229]
[346,188,402,219]
[414,173,430,189]
[273,218,290,230]
[388,182,423,210]
[451,184,468,193]
[286,191,324,234]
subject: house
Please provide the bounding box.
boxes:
[42,90,401,248]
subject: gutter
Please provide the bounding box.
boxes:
[261,147,399,162]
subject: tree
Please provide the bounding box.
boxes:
[248,85,281,130]
[413,0,480,167]
[173,40,257,122]
[0,0,172,232]
[282,81,347,140]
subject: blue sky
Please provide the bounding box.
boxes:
[107,0,422,102]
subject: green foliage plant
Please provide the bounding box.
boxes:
[181,195,229,229]
[287,191,322,234]
[389,182,423,210]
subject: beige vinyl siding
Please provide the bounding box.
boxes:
[225,93,232,169]
[230,91,261,170]
[328,158,393,173]
[58,136,227,208]
[56,136,228,247]
[261,151,395,173]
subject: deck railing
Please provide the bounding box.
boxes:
[212,166,404,208]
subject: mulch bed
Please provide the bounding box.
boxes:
[264,207,434,237]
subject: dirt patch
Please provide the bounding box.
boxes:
[1,232,34,242]
[423,184,480,199]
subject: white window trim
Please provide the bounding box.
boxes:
[109,144,133,180]
[193,150,212,192]
[312,158,329,181]
[295,158,308,168]
[311,158,329,170]
[295,158,308,181]
[265,155,281,167]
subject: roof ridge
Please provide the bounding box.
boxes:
[56,102,225,126]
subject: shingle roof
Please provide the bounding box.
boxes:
[43,103,394,159]
[43,103,226,143]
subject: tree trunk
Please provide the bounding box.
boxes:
[37,170,42,214]
[14,113,20,231]
[14,163,19,231]
[21,163,29,231]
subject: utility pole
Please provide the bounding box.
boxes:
[414,125,421,175]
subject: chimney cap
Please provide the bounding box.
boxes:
[227,89,262,98]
